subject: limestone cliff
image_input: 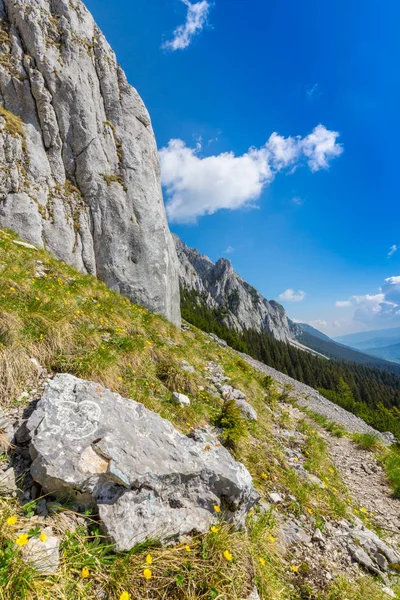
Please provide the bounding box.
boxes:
[0,0,180,325]
[174,234,301,342]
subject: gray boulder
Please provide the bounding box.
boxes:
[27,374,259,551]
[235,399,258,421]
[0,0,180,326]
[349,523,400,571]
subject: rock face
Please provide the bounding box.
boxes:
[0,0,180,325]
[174,235,299,341]
[27,374,259,551]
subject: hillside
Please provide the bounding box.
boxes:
[365,342,400,364]
[0,228,399,600]
[295,326,400,372]
[181,287,400,439]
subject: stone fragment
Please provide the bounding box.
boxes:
[181,361,195,373]
[247,586,261,600]
[280,519,311,548]
[21,527,60,574]
[27,374,259,551]
[268,492,284,504]
[172,392,191,407]
[0,468,19,495]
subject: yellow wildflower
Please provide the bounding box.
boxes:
[211,526,219,533]
[185,545,191,552]
[6,516,17,526]
[328,468,335,474]
[259,557,266,565]
[143,568,152,580]
[269,535,275,543]
[361,507,367,514]
[261,472,268,480]
[145,554,153,565]
[291,565,299,572]
[119,593,131,600]
[214,505,221,513]
[40,533,47,543]
[223,550,233,561]
[81,567,89,579]
[15,533,29,547]
[307,508,313,515]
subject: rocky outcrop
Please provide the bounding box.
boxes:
[0,0,180,325]
[27,374,259,551]
[174,235,299,341]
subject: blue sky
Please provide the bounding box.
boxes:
[85,0,400,335]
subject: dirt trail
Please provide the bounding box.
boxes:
[322,431,400,547]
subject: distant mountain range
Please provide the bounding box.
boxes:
[335,327,400,364]
[174,235,400,375]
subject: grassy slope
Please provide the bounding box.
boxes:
[0,228,398,600]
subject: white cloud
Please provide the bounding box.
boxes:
[310,319,328,328]
[292,196,304,206]
[160,125,343,223]
[336,300,352,308]
[301,124,343,172]
[162,0,210,51]
[278,289,306,303]
[224,246,235,254]
[336,278,400,325]
[388,244,398,257]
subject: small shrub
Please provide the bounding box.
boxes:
[352,433,382,452]
[261,375,274,391]
[235,357,251,374]
[214,400,247,452]
[156,359,196,394]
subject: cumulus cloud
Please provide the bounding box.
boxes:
[336,277,400,325]
[162,0,210,51]
[160,125,343,223]
[388,244,398,257]
[278,289,306,303]
[310,319,328,328]
[336,300,352,308]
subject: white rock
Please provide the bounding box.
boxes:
[172,392,191,407]
[12,240,37,250]
[269,492,284,504]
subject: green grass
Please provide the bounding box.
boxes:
[382,447,400,497]
[305,411,347,438]
[352,432,384,452]
[0,227,398,600]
